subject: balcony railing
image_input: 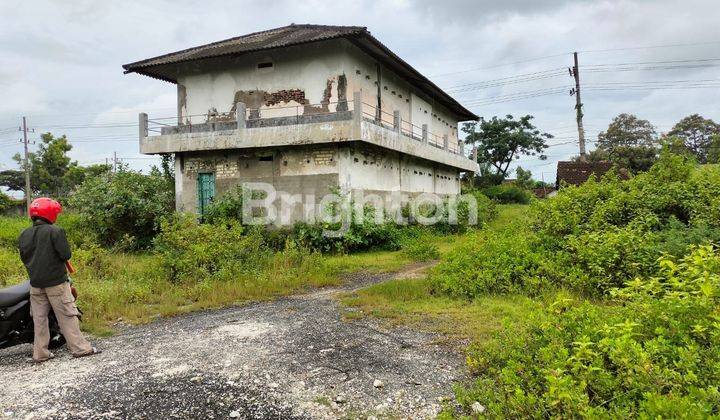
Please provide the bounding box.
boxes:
[139,92,465,156]
[359,102,462,155]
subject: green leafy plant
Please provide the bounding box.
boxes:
[401,236,440,261]
[69,169,174,249]
[481,184,533,204]
[455,246,720,418]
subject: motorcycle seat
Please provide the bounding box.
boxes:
[0,281,30,307]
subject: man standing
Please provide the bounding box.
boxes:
[18,197,101,363]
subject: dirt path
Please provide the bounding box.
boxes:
[0,262,465,419]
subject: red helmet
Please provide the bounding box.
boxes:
[29,197,63,224]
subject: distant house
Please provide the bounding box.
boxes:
[555,161,628,188]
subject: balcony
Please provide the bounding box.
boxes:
[139,92,478,172]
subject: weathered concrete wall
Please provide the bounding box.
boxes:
[176,39,354,123]
[338,142,460,196]
[344,45,460,144]
[177,145,340,220]
[172,39,461,144]
[176,142,459,223]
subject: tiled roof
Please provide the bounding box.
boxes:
[556,161,624,187]
[122,24,478,121]
[123,24,365,70]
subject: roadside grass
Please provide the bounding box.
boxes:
[340,204,536,344]
[341,277,540,344]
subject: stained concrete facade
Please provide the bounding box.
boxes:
[128,27,478,223]
[175,142,462,221]
[173,38,461,148]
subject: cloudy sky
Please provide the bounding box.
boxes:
[1,0,719,194]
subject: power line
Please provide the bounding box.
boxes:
[445,68,566,92]
[578,41,720,54]
[430,52,571,78]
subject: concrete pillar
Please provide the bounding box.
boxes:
[422,124,428,143]
[139,112,148,139]
[236,102,246,129]
[471,146,478,162]
[174,153,183,212]
[458,140,464,155]
[352,91,362,139]
[443,134,449,151]
[393,111,400,132]
[353,91,362,123]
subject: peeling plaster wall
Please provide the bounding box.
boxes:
[176,39,353,123]
[174,39,460,142]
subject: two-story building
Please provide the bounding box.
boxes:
[123,24,479,222]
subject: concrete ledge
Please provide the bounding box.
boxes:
[140,119,477,172]
[360,121,478,172]
[141,120,356,154]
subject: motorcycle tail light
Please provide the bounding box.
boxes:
[71,286,78,300]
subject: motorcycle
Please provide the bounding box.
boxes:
[0,280,78,350]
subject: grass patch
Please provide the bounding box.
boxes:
[341,277,540,344]
[340,205,540,343]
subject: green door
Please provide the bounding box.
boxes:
[197,172,215,218]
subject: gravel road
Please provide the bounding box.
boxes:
[0,262,465,419]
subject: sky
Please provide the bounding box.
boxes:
[1,0,719,195]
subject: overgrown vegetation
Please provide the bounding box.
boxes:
[436,152,720,298]
[69,169,175,249]
[458,246,720,418]
[344,153,720,417]
[200,185,497,254]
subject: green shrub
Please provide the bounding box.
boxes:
[481,184,532,204]
[456,246,720,418]
[437,154,720,298]
[432,221,555,297]
[0,191,21,213]
[154,214,268,283]
[402,236,440,261]
[69,169,174,249]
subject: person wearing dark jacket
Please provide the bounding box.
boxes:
[18,197,101,363]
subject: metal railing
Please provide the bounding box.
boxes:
[142,94,463,156]
[146,99,354,136]
[360,102,462,155]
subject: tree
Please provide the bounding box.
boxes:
[514,166,550,189]
[707,135,720,164]
[0,169,25,192]
[574,148,610,163]
[69,168,175,249]
[463,115,552,182]
[597,113,657,148]
[594,113,659,173]
[11,132,83,197]
[667,114,720,163]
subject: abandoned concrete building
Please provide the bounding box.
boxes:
[123,24,479,222]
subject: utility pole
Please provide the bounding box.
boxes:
[570,52,586,160]
[113,151,118,173]
[21,117,32,214]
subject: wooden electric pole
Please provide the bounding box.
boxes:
[571,52,586,160]
[21,116,32,214]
